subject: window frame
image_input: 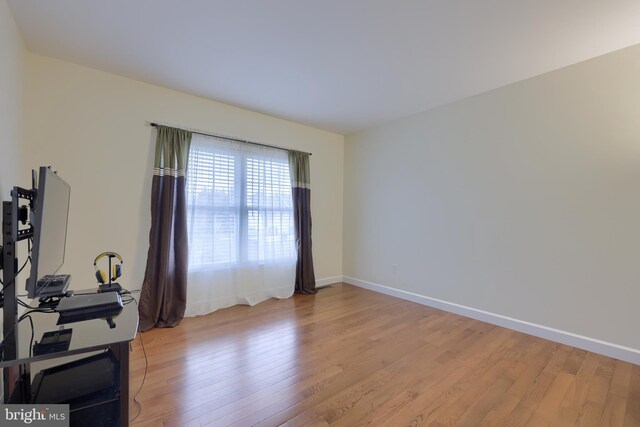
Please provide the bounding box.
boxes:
[186,141,295,271]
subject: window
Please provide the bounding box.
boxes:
[186,135,295,269]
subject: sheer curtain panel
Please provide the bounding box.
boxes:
[185,134,296,316]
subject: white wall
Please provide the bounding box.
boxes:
[23,53,344,293]
[344,45,640,350]
[0,0,24,194]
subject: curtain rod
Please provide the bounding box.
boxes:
[146,122,311,156]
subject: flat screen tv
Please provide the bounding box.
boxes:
[27,166,71,299]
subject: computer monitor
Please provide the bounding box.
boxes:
[27,167,71,299]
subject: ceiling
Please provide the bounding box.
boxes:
[8,1,640,135]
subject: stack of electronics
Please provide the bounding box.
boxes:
[5,166,125,424]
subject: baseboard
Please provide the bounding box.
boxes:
[316,276,343,288]
[343,276,640,365]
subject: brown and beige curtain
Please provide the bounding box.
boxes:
[288,151,316,294]
[139,126,192,331]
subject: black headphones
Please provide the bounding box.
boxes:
[94,252,123,284]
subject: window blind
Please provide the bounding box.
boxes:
[186,135,295,269]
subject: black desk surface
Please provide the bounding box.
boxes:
[0,290,138,368]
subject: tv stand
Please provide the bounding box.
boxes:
[0,292,138,426]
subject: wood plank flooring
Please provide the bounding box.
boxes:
[129,283,640,426]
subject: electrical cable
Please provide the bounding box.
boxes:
[17,298,34,309]
[0,255,32,290]
[0,237,32,288]
[130,334,148,422]
[24,315,34,358]
[35,296,63,310]
[0,309,55,361]
[0,238,32,309]
[130,320,148,423]
[122,296,136,305]
[120,288,137,306]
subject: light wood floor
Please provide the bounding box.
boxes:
[129,283,640,427]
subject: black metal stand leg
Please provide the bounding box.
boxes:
[3,201,19,401]
[111,342,130,427]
